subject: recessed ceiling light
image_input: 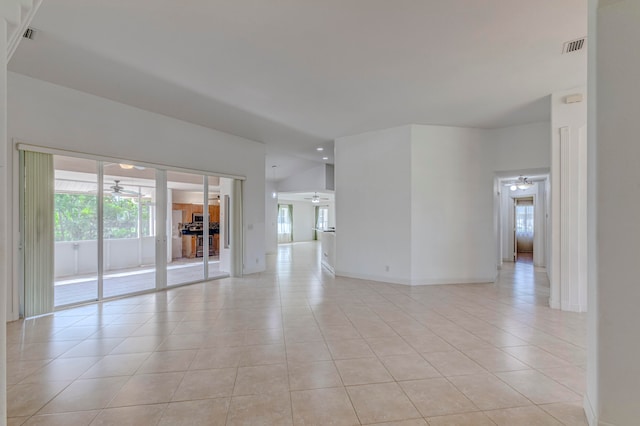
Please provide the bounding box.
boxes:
[322,157,329,160]
[316,147,324,151]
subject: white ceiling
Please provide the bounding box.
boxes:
[10,1,587,180]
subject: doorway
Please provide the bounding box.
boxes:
[514,197,534,263]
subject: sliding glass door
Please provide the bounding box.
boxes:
[102,163,157,298]
[26,149,233,313]
[53,155,99,307]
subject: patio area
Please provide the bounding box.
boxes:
[55,260,228,306]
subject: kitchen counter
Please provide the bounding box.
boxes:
[318,230,335,273]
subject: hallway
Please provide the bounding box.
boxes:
[6,242,586,425]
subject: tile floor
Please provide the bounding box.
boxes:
[6,242,588,425]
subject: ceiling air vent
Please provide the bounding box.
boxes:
[23,27,37,40]
[563,37,586,54]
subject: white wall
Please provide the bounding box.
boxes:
[335,122,551,286]
[265,181,278,254]
[277,164,332,193]
[489,121,551,171]
[410,125,496,284]
[7,73,266,314]
[335,126,413,283]
[588,1,640,424]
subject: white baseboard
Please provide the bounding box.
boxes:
[584,394,597,426]
[334,270,495,286]
[334,270,412,285]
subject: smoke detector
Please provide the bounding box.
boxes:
[563,37,586,54]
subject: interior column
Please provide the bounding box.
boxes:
[588,0,640,424]
[0,15,9,424]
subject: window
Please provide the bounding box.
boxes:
[317,206,329,230]
[277,204,293,243]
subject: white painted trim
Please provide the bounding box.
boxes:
[335,270,496,286]
[334,270,413,285]
[583,394,596,426]
[15,142,247,181]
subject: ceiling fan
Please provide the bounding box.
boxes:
[503,176,534,191]
[304,192,330,204]
[109,180,141,199]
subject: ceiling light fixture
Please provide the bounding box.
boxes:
[119,163,134,170]
[322,156,328,160]
[311,194,320,204]
[316,147,324,151]
[508,176,534,191]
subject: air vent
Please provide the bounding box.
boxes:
[23,27,37,40]
[563,37,586,54]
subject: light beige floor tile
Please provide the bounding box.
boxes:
[291,387,359,426]
[58,338,125,358]
[5,244,589,426]
[380,353,441,381]
[109,335,164,354]
[201,330,246,348]
[538,366,586,395]
[39,377,128,414]
[288,360,343,390]
[366,420,428,426]
[233,364,289,395]
[320,325,362,341]
[245,328,284,345]
[426,411,496,426]
[400,378,478,417]
[108,372,184,407]
[286,341,332,364]
[190,347,243,370]
[539,402,589,426]
[496,370,581,404]
[20,357,101,384]
[137,349,197,373]
[366,336,417,357]
[90,404,166,426]
[327,339,375,359]
[284,326,325,343]
[502,346,570,369]
[335,358,393,385]
[238,344,286,366]
[23,410,100,426]
[447,374,531,410]
[463,348,530,372]
[80,352,150,378]
[7,381,70,417]
[6,360,52,385]
[346,382,421,424]
[227,392,293,426]
[422,351,486,377]
[172,368,237,400]
[7,416,29,426]
[156,333,205,351]
[7,341,81,362]
[485,405,563,425]
[159,398,230,426]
